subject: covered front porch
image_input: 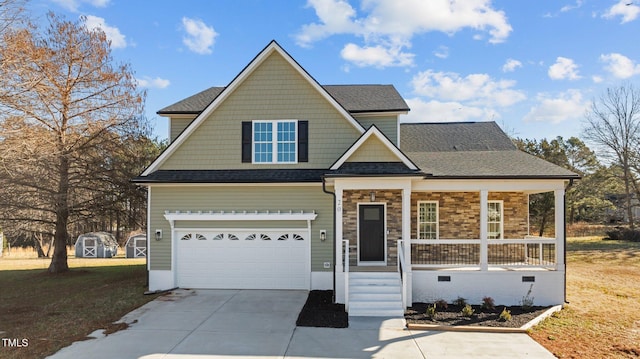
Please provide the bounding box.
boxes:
[329,177,568,311]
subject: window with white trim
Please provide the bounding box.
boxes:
[488,200,503,239]
[418,201,439,239]
[253,120,297,163]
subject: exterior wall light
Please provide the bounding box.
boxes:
[370,191,376,202]
[320,230,327,241]
[155,229,163,241]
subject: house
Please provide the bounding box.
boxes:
[74,232,118,258]
[133,41,579,316]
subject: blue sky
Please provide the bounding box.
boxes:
[29,0,640,142]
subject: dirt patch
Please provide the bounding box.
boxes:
[296,290,348,328]
[406,303,550,328]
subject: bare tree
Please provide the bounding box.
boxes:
[0,0,26,38]
[0,13,145,273]
[583,84,640,229]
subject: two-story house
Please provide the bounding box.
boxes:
[134,41,578,316]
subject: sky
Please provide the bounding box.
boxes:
[27,0,640,142]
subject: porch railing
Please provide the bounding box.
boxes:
[411,237,557,269]
[397,240,407,308]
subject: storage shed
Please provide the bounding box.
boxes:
[125,233,147,258]
[74,232,118,258]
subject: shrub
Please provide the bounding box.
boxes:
[434,299,448,310]
[605,227,640,242]
[453,297,467,307]
[481,296,495,311]
[461,304,475,317]
[425,303,437,319]
[521,284,535,310]
[499,307,512,321]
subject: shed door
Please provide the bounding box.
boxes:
[83,238,97,257]
[176,229,310,290]
[134,238,147,257]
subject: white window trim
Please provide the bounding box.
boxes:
[487,200,504,239]
[252,119,298,164]
[417,200,439,240]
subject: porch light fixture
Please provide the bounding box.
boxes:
[370,191,375,202]
[154,229,162,241]
[320,230,327,241]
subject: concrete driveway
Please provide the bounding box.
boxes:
[48,289,556,359]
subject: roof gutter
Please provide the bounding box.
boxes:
[321,176,337,303]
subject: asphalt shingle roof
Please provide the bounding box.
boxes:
[157,85,409,115]
[399,122,579,179]
[400,122,516,152]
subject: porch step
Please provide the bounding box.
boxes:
[348,272,404,317]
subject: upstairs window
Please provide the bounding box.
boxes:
[242,120,308,164]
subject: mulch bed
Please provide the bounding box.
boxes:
[296,290,348,328]
[405,303,551,328]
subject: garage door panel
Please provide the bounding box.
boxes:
[176,229,309,290]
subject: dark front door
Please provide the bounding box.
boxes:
[359,204,385,262]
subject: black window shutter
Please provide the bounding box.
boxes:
[241,121,252,163]
[298,120,308,162]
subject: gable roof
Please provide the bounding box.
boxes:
[157,84,409,115]
[400,122,579,179]
[142,40,366,176]
[331,125,418,171]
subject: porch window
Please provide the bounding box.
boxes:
[418,201,439,239]
[253,120,297,163]
[488,200,503,239]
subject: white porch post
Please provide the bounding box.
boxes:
[480,189,488,271]
[554,189,565,267]
[335,187,344,272]
[402,186,412,305]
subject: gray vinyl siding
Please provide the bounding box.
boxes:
[149,185,333,272]
[355,115,398,145]
[169,117,195,142]
[159,52,362,170]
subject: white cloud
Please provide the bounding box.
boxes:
[548,57,581,80]
[603,0,640,23]
[53,0,110,12]
[592,75,604,83]
[402,98,492,123]
[296,0,512,68]
[411,70,526,107]
[502,58,522,72]
[181,17,218,55]
[600,53,640,78]
[433,46,449,59]
[84,15,127,49]
[136,76,170,89]
[561,0,583,13]
[524,90,588,124]
[340,43,414,67]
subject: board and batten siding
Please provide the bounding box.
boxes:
[158,52,362,170]
[149,185,333,272]
[355,116,398,145]
[346,135,400,162]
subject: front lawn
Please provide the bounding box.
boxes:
[0,257,159,359]
[529,237,640,358]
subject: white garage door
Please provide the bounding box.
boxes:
[176,229,310,289]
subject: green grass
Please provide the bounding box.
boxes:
[0,258,159,359]
[530,237,640,358]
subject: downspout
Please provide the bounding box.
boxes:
[322,176,337,303]
[564,178,574,304]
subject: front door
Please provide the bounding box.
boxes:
[358,204,385,263]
